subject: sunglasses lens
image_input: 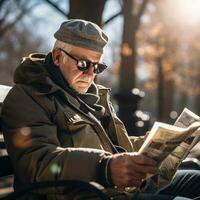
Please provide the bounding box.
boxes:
[77,60,89,71]
[94,64,107,74]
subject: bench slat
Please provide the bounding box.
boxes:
[0,85,11,104]
[0,156,13,178]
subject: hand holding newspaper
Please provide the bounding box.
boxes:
[138,108,200,192]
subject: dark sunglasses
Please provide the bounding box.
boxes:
[59,48,107,74]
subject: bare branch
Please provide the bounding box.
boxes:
[0,12,24,37]
[0,0,7,8]
[43,0,67,17]
[118,0,123,8]
[137,0,149,19]
[135,0,149,30]
[103,0,123,26]
[0,2,38,37]
[103,10,122,26]
[0,0,12,26]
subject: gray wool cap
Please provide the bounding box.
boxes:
[54,19,108,53]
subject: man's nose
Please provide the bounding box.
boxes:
[84,65,95,75]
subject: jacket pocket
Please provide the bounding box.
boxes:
[62,107,91,125]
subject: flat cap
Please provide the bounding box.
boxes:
[54,19,108,53]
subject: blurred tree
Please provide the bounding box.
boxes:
[120,0,148,90]
[138,0,200,122]
[0,0,39,38]
[0,24,43,85]
[68,0,106,26]
[115,0,150,135]
[43,0,107,26]
[43,0,67,17]
[0,0,45,85]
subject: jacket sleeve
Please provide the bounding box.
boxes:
[1,85,110,188]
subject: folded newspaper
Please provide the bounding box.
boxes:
[139,108,200,192]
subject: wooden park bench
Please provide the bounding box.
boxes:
[0,84,199,199]
[0,85,13,198]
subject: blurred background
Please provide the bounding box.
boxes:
[1,0,200,136]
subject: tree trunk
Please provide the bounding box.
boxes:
[68,0,106,26]
[157,55,164,121]
[163,77,174,123]
[115,0,149,136]
[120,1,137,91]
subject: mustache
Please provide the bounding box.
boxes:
[76,78,92,83]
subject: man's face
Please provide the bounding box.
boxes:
[53,45,102,93]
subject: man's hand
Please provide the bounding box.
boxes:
[110,152,157,188]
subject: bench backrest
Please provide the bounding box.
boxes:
[0,85,13,178]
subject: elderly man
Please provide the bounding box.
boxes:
[2,19,200,200]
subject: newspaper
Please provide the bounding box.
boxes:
[138,108,200,192]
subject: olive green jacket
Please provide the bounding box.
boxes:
[2,53,144,199]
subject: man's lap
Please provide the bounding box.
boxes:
[134,170,200,200]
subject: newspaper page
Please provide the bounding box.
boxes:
[139,109,200,192]
[175,108,200,128]
[173,108,200,160]
[138,121,200,166]
[165,108,200,164]
[154,108,200,190]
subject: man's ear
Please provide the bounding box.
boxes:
[52,48,61,66]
